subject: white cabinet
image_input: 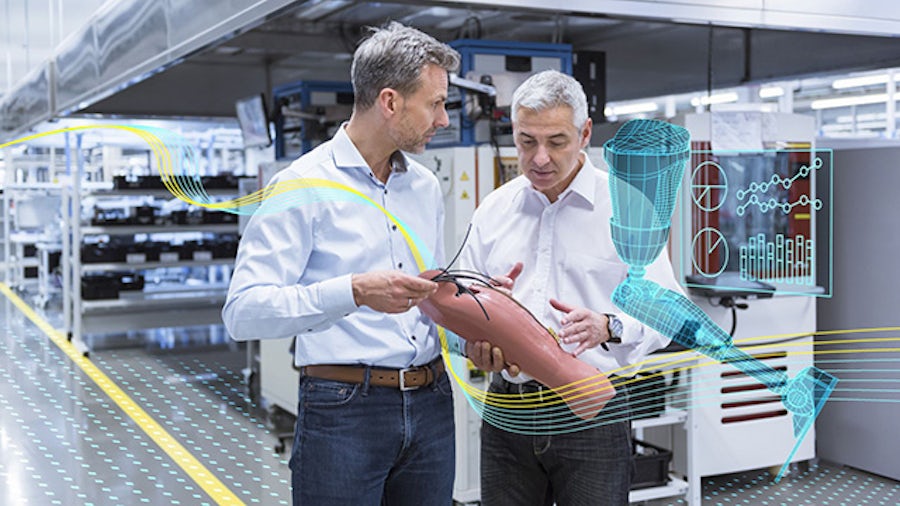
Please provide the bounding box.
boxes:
[640,294,818,505]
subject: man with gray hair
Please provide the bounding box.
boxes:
[461,70,683,505]
[223,22,460,504]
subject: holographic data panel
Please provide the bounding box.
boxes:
[685,149,833,298]
[604,119,838,482]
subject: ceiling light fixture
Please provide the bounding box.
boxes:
[831,74,892,89]
[690,92,739,107]
[759,86,784,98]
[810,93,891,110]
[834,112,889,123]
[604,102,659,116]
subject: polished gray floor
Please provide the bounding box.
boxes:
[1,290,898,505]
[0,293,292,505]
[642,461,900,505]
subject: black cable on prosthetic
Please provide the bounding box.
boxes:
[429,224,493,321]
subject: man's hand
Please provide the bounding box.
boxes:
[550,298,610,356]
[351,271,438,313]
[489,262,523,297]
[465,341,520,376]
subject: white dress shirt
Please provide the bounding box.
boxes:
[222,125,446,368]
[459,152,683,379]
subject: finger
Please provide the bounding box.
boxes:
[558,319,588,338]
[479,341,493,366]
[563,310,596,329]
[490,346,506,372]
[506,262,524,283]
[402,277,438,295]
[571,342,590,356]
[564,325,601,345]
[549,298,576,315]
[561,327,588,344]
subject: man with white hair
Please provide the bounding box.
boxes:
[462,70,683,505]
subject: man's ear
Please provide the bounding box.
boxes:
[580,118,593,148]
[377,88,399,117]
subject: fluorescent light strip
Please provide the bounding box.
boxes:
[834,112,890,123]
[690,92,739,107]
[604,102,659,116]
[832,74,891,90]
[810,93,894,110]
[822,120,891,132]
[759,86,784,98]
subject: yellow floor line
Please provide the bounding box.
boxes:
[0,283,245,505]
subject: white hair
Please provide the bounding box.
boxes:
[511,70,589,129]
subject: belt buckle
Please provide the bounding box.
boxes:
[398,366,421,391]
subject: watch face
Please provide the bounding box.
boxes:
[608,314,623,339]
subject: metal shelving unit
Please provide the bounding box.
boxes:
[2,182,63,299]
[63,180,239,354]
[630,407,692,504]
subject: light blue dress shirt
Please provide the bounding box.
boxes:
[222,125,447,368]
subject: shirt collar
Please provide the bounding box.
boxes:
[332,123,409,174]
[525,151,596,208]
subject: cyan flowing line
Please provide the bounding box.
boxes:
[467,339,893,434]
[828,397,900,403]
[833,388,900,393]
[837,378,900,382]
[815,357,900,364]
[465,349,900,434]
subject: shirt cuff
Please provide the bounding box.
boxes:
[316,273,358,317]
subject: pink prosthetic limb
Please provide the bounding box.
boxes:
[418,269,615,421]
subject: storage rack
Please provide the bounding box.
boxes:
[2,182,64,304]
[63,179,240,354]
[629,373,693,504]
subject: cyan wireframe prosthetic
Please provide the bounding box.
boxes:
[605,119,838,482]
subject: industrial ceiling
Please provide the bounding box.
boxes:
[79,1,900,120]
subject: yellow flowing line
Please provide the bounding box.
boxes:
[468,334,900,409]
[0,283,244,506]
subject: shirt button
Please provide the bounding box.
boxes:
[384,189,388,194]
[411,335,417,340]
[392,224,397,231]
[398,262,403,269]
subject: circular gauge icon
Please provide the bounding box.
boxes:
[691,227,728,278]
[691,161,728,212]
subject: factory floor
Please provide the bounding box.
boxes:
[1,286,898,505]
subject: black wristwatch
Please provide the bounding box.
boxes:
[605,313,623,344]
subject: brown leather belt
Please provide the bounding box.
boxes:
[300,357,445,391]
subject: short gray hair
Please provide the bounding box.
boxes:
[511,70,589,129]
[351,22,460,111]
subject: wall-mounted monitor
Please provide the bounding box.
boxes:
[235,93,272,148]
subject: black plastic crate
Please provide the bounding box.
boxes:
[81,275,120,300]
[113,175,142,190]
[110,271,145,291]
[81,243,126,263]
[631,439,672,490]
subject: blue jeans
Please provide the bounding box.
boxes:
[480,376,633,506]
[289,370,455,505]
